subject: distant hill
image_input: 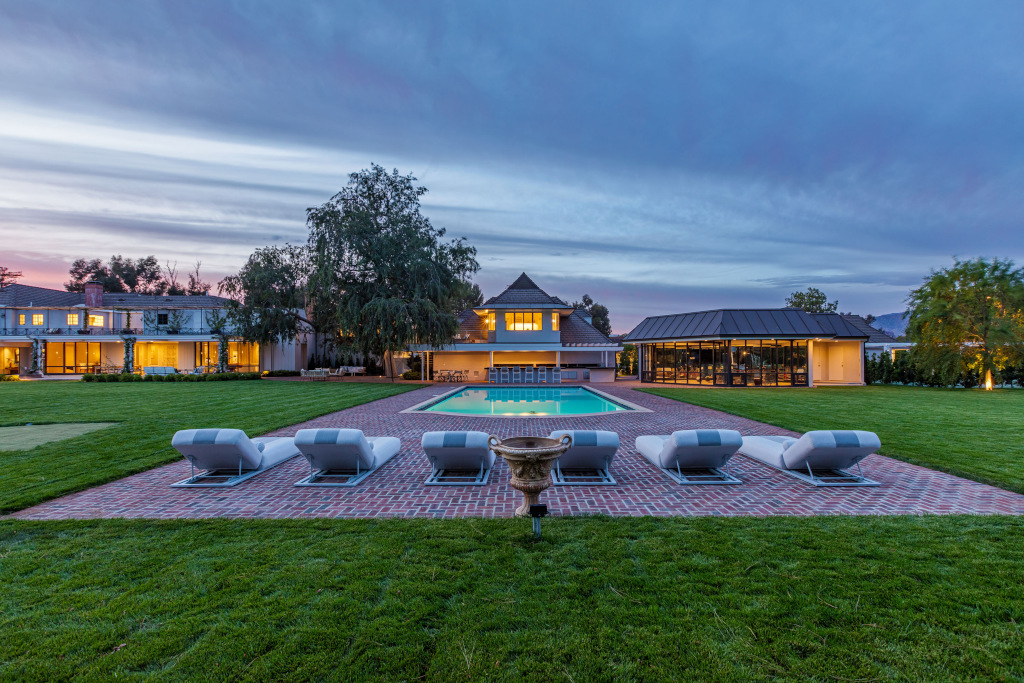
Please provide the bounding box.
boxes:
[872,312,907,338]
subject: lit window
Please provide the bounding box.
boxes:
[485,312,495,331]
[89,314,104,327]
[32,314,43,326]
[67,314,79,326]
[552,312,560,331]
[504,311,543,331]
[18,314,25,325]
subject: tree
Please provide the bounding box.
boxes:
[218,245,311,346]
[0,266,23,288]
[65,255,173,294]
[450,281,484,313]
[571,294,613,337]
[785,287,838,313]
[66,258,123,292]
[186,261,212,295]
[906,257,1024,390]
[305,165,479,379]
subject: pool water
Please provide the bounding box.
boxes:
[419,386,632,416]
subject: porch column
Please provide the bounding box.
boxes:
[556,350,561,368]
[421,352,425,381]
[807,341,815,387]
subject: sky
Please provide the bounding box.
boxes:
[1,1,1023,333]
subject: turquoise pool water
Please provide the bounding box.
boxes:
[418,386,633,416]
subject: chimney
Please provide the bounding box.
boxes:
[84,281,103,308]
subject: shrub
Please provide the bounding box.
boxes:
[265,370,301,377]
[0,374,19,382]
[401,369,421,380]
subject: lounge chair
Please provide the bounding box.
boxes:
[549,429,618,485]
[171,428,301,487]
[635,429,743,484]
[421,431,495,485]
[293,428,401,486]
[738,430,881,486]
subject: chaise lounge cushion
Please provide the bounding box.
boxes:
[739,431,880,471]
[635,429,743,469]
[294,428,401,471]
[172,428,299,471]
[547,430,619,469]
[421,431,495,471]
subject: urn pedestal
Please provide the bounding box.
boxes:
[488,434,572,517]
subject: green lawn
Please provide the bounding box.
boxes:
[0,381,419,513]
[1,516,1022,681]
[639,386,1024,493]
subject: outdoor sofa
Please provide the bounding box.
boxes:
[635,429,743,484]
[548,429,619,485]
[170,428,301,487]
[738,430,881,486]
[293,428,401,486]
[421,431,496,485]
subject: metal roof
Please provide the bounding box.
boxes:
[625,308,870,342]
[838,314,898,343]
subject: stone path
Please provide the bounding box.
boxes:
[12,384,1024,519]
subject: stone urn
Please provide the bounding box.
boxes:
[488,434,572,517]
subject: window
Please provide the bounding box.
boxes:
[89,314,104,327]
[18,314,25,325]
[32,314,43,326]
[504,311,543,331]
[484,312,495,331]
[67,314,79,326]
[551,312,560,331]
[157,313,169,325]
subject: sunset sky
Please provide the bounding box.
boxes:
[2,1,1023,332]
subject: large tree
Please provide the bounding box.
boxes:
[785,287,838,313]
[305,165,479,377]
[66,255,168,294]
[571,294,612,337]
[450,281,484,313]
[0,266,22,288]
[906,257,1024,389]
[218,245,312,346]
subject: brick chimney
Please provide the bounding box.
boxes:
[84,281,103,308]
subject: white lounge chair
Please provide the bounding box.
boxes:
[635,429,743,484]
[421,431,495,485]
[739,430,881,487]
[171,428,300,487]
[549,429,618,485]
[293,428,401,486]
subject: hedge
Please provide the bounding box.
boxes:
[81,372,263,383]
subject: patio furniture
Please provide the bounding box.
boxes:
[536,367,547,383]
[143,366,178,376]
[488,367,497,383]
[170,428,301,487]
[635,429,743,484]
[552,367,561,384]
[738,430,881,487]
[549,429,618,485]
[523,366,534,383]
[512,366,521,383]
[293,428,401,487]
[421,431,496,485]
[499,366,510,383]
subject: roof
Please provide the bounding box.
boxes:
[624,308,870,342]
[0,283,231,310]
[839,314,898,343]
[559,310,617,346]
[480,273,568,308]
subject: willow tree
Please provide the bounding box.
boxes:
[906,257,1024,389]
[305,164,478,378]
[219,244,312,347]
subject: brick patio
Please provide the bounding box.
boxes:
[11,384,1024,519]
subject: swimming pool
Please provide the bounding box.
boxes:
[411,386,638,417]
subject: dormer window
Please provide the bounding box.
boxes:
[505,311,542,331]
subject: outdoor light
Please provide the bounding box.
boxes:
[530,503,548,538]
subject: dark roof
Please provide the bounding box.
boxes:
[0,283,230,309]
[456,309,487,336]
[559,310,617,346]
[481,273,568,308]
[839,314,897,343]
[625,308,870,342]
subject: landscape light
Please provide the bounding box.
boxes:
[530,504,548,538]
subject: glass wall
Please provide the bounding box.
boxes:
[45,341,101,374]
[194,341,259,372]
[641,340,809,386]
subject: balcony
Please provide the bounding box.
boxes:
[0,327,234,337]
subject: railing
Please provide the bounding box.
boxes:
[0,327,235,337]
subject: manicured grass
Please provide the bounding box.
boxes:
[0,381,419,513]
[1,516,1022,680]
[639,386,1024,493]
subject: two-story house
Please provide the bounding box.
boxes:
[0,281,307,376]
[409,273,622,382]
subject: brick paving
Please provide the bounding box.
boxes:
[11,384,1024,519]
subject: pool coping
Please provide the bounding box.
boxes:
[399,384,653,417]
